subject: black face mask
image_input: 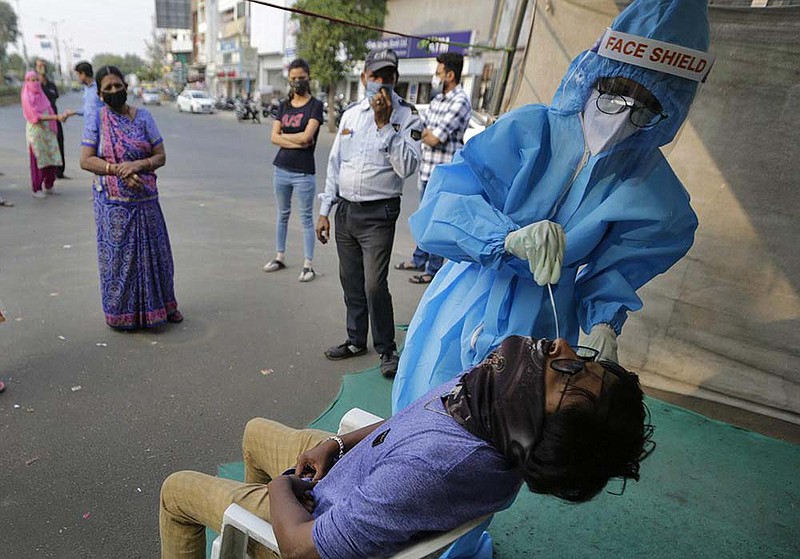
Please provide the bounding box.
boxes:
[290,79,310,95]
[445,335,548,469]
[103,89,127,109]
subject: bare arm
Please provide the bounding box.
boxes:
[271,119,299,148]
[268,477,321,559]
[80,145,115,175]
[80,143,165,175]
[294,420,385,480]
[80,142,166,189]
[422,128,442,147]
[271,119,320,149]
[289,117,321,145]
[37,113,68,123]
[272,419,387,558]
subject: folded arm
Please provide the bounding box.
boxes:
[271,118,321,149]
[270,420,385,559]
[423,96,471,147]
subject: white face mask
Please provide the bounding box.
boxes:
[581,90,640,156]
[431,76,443,96]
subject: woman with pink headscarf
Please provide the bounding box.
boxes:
[21,71,70,199]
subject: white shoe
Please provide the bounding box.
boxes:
[298,267,316,282]
[32,191,46,199]
[45,187,56,195]
[263,259,286,273]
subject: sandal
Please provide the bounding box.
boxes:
[409,274,434,284]
[0,200,13,207]
[298,267,316,283]
[263,259,286,273]
[167,310,184,323]
[0,381,6,393]
[394,261,424,271]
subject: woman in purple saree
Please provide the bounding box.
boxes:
[79,66,182,329]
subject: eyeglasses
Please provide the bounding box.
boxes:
[551,345,599,375]
[552,346,600,411]
[595,87,668,129]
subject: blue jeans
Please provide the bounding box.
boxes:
[273,167,316,261]
[411,180,444,276]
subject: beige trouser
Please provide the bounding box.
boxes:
[159,418,332,559]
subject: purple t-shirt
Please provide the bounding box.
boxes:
[311,378,522,559]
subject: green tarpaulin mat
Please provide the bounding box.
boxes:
[211,365,800,558]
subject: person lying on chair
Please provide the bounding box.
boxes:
[159,335,654,559]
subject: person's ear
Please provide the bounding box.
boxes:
[446,70,455,84]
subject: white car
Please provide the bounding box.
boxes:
[142,88,161,105]
[177,90,215,114]
[414,104,492,144]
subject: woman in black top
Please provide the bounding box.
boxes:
[263,59,324,282]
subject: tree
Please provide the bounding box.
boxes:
[4,51,23,76]
[141,28,167,83]
[292,0,386,131]
[0,0,20,62]
[136,65,163,83]
[92,53,147,77]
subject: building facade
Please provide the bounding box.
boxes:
[187,0,529,104]
[249,0,296,101]
[339,0,530,110]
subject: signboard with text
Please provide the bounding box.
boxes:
[597,28,715,83]
[366,31,473,59]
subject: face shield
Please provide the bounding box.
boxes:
[551,28,714,165]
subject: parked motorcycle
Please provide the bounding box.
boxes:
[214,96,236,111]
[215,96,231,111]
[235,98,261,123]
[262,98,281,119]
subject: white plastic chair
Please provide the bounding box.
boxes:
[211,408,491,559]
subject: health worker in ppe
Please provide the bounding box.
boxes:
[392,0,714,415]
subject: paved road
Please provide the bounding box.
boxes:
[0,93,427,558]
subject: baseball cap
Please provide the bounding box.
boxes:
[365,48,399,73]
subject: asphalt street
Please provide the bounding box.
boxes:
[0,92,427,558]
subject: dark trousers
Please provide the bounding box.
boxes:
[410,180,444,275]
[55,120,65,177]
[334,197,400,356]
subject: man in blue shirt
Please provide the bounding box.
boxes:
[159,335,652,558]
[73,61,105,125]
[315,48,422,378]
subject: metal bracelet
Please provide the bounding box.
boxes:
[325,435,345,462]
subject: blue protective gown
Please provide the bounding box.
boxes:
[392,0,710,412]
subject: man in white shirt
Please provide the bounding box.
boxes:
[316,48,422,378]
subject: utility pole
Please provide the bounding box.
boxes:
[63,38,75,82]
[40,18,65,83]
[206,0,218,96]
[489,0,529,116]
